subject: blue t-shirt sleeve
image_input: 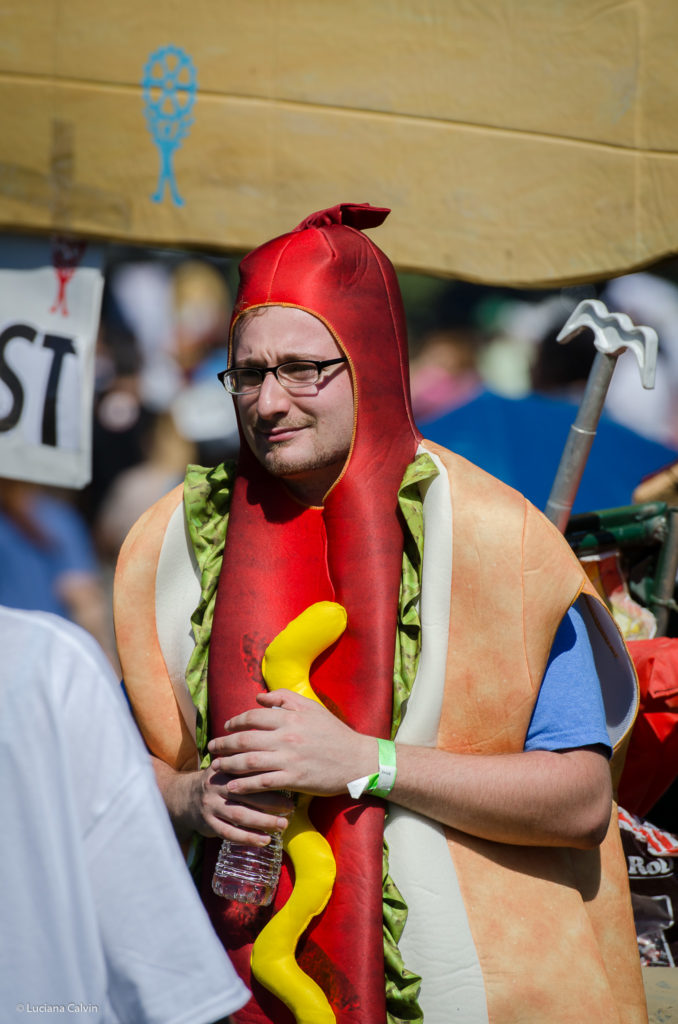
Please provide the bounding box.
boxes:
[524,605,612,757]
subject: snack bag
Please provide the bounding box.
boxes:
[619,806,678,966]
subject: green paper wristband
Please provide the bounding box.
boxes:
[365,738,397,798]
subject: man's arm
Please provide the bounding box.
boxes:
[385,743,611,849]
[209,689,612,851]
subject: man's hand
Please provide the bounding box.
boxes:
[207,689,376,798]
[151,756,293,846]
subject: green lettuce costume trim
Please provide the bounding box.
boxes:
[183,450,439,1024]
[184,460,238,768]
[383,451,438,1023]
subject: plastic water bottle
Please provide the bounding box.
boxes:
[212,830,286,906]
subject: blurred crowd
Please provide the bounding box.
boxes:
[4,250,678,663]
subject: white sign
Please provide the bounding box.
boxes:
[0,235,104,488]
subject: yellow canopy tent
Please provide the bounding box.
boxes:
[1,0,678,286]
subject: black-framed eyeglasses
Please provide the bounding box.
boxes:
[217,358,347,395]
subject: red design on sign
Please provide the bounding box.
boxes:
[50,236,87,316]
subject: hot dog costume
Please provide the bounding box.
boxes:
[114,205,647,1024]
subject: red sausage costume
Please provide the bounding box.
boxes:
[114,205,647,1023]
[204,203,419,1022]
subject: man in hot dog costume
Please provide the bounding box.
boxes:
[114,204,647,1024]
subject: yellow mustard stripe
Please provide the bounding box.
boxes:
[250,601,347,1024]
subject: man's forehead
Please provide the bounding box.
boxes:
[232,305,343,360]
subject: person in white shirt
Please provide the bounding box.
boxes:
[0,604,249,1024]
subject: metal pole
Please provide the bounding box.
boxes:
[544,351,616,532]
[650,507,678,636]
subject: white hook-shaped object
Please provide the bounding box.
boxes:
[557,298,658,389]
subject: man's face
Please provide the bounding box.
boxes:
[232,306,355,504]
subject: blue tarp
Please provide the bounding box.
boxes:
[422,390,678,515]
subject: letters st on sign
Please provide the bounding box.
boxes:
[0,323,78,448]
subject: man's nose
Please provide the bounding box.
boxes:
[256,372,292,416]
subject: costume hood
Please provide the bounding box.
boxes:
[228,201,420,500]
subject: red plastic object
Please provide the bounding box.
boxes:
[618,637,678,817]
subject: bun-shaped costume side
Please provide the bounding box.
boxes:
[202,204,421,1024]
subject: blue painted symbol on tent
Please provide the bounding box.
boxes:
[142,45,197,206]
